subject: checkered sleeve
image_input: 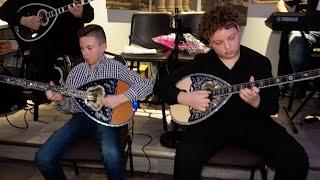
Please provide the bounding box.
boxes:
[116,62,153,102]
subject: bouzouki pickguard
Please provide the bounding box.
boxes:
[75,78,134,127]
[171,73,232,125]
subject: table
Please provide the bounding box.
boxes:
[121,50,172,131]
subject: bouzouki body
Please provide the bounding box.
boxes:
[0,75,134,127]
[171,69,320,125]
[170,73,231,125]
[75,78,134,127]
[14,0,93,42]
[14,3,56,42]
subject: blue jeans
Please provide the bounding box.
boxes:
[34,113,124,180]
[288,31,320,72]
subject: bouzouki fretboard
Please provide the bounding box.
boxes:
[0,75,91,100]
[46,0,93,19]
[213,68,320,97]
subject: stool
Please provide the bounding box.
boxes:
[207,146,267,180]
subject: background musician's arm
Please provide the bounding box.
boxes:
[77,0,94,23]
[276,0,290,12]
[0,0,41,30]
[0,0,20,25]
[276,0,304,12]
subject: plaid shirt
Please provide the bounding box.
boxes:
[60,56,153,113]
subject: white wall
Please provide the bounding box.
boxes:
[91,1,282,75]
[89,0,131,54]
[241,2,283,75]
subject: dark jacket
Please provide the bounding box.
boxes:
[0,0,94,56]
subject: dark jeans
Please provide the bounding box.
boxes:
[35,113,124,180]
[174,118,309,180]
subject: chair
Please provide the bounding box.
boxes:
[61,125,134,176]
[104,51,127,65]
[129,12,172,52]
[179,12,204,39]
[207,145,267,180]
[167,12,205,68]
[123,12,173,131]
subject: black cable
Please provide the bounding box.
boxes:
[4,106,31,129]
[133,133,153,174]
[129,116,153,174]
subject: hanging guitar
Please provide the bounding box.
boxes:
[14,0,94,42]
[170,69,320,125]
[0,75,136,127]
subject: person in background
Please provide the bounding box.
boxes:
[34,24,153,180]
[276,0,320,97]
[0,0,94,103]
[157,4,309,180]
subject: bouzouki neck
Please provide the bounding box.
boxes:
[213,68,320,97]
[46,0,92,19]
[0,75,91,100]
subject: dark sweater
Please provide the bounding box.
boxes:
[158,45,280,123]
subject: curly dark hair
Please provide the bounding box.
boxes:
[199,4,240,41]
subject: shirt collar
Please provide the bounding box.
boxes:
[84,56,107,76]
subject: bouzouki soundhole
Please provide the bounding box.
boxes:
[38,9,48,26]
[188,75,230,123]
[85,85,105,112]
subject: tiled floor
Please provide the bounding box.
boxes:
[0,94,320,179]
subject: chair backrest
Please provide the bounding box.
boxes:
[179,12,204,39]
[104,51,126,65]
[129,12,172,52]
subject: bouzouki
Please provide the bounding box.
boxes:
[170,69,320,125]
[0,75,135,127]
[14,0,93,42]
